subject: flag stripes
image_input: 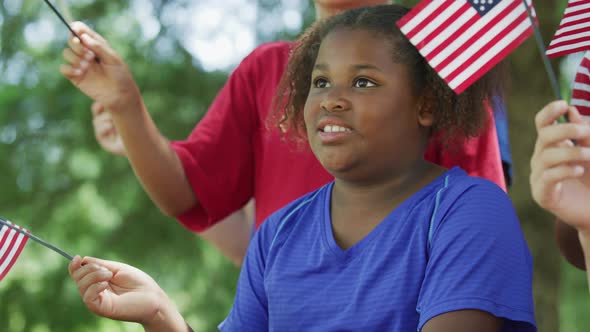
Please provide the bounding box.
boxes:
[547,0,590,58]
[398,0,534,94]
[0,221,29,281]
[571,51,590,115]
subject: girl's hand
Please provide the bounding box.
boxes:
[91,101,126,156]
[60,22,140,112]
[530,101,590,232]
[68,256,165,325]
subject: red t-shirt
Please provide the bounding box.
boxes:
[170,41,505,232]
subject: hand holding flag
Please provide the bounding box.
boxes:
[42,0,101,63]
[68,256,188,330]
[531,101,590,231]
[59,22,141,113]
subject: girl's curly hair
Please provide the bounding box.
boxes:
[272,4,504,146]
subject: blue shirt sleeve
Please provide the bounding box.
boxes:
[417,180,536,331]
[218,220,272,331]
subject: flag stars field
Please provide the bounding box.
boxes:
[398,0,535,94]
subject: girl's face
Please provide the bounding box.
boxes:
[304,28,433,182]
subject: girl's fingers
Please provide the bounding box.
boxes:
[568,105,586,124]
[82,257,128,272]
[79,33,118,64]
[59,64,82,80]
[532,175,561,209]
[91,101,105,116]
[535,100,569,130]
[71,21,108,44]
[538,146,590,170]
[76,265,113,296]
[62,48,87,70]
[71,262,108,283]
[68,255,83,277]
[537,123,590,149]
[93,111,112,124]
[82,281,110,306]
[94,119,115,139]
[569,106,590,147]
[541,165,584,191]
[67,37,88,58]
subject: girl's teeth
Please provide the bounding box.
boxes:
[324,125,350,133]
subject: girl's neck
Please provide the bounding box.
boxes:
[331,161,445,213]
[329,161,445,250]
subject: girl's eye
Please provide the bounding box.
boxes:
[354,78,377,88]
[313,78,330,88]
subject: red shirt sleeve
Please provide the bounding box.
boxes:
[170,49,260,232]
[425,104,506,191]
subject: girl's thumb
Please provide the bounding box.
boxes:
[80,33,116,64]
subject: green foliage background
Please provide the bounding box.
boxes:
[0,0,587,331]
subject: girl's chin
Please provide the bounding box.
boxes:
[319,157,357,175]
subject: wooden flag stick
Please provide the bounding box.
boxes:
[56,0,74,23]
[521,0,567,123]
[42,0,81,40]
[0,218,73,261]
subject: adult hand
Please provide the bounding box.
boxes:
[69,256,166,325]
[60,22,140,112]
[92,101,126,156]
[530,100,590,232]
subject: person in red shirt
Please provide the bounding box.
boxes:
[61,0,505,266]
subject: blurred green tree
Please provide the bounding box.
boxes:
[0,0,256,330]
[0,0,588,331]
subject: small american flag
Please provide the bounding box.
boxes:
[546,0,590,58]
[571,51,590,115]
[0,221,29,281]
[398,0,535,94]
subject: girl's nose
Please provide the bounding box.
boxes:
[320,89,351,112]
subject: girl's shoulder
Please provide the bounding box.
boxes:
[428,167,521,243]
[256,183,331,243]
[437,167,509,202]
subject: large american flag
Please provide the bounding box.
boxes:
[546,0,590,58]
[571,51,590,115]
[0,220,29,281]
[398,0,535,94]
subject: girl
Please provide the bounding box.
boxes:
[69,5,535,331]
[60,0,507,267]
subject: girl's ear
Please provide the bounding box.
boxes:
[416,97,434,127]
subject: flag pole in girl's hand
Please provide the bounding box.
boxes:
[42,0,81,40]
[521,0,566,122]
[521,0,562,99]
[41,0,100,63]
[0,218,73,261]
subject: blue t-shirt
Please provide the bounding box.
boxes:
[219,168,536,331]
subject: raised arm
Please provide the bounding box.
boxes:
[89,102,252,265]
[60,22,197,217]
